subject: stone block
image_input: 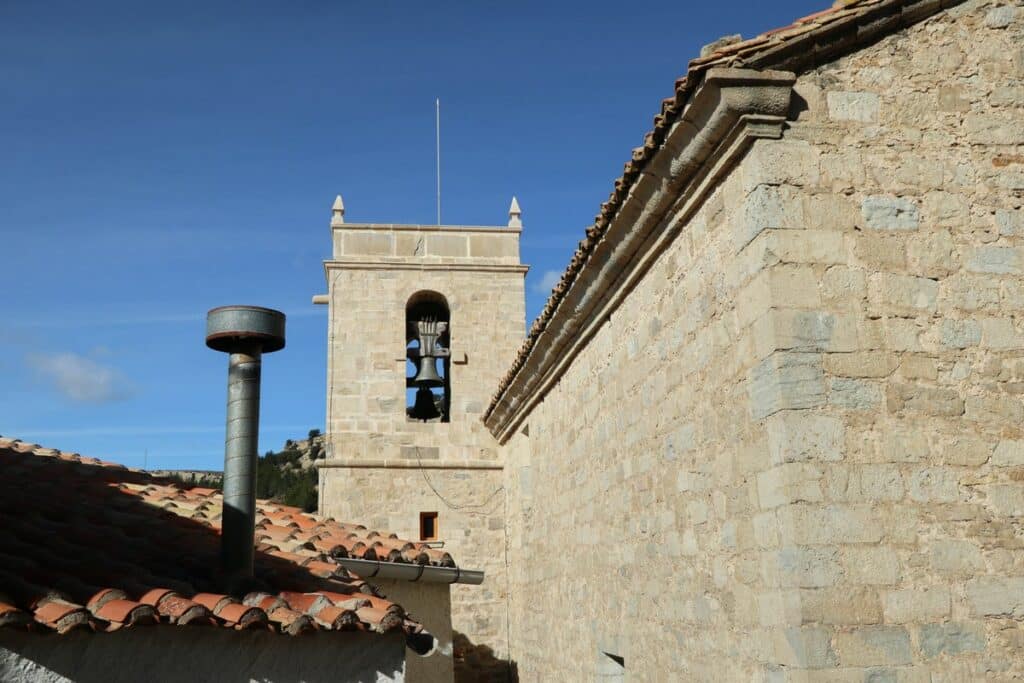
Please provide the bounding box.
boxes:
[426,234,468,258]
[843,547,901,586]
[802,193,859,231]
[993,439,1024,466]
[984,484,1024,516]
[986,5,1018,27]
[886,383,964,417]
[800,587,882,625]
[965,394,1024,423]
[918,623,985,659]
[778,504,883,545]
[469,234,517,259]
[758,463,824,509]
[882,587,950,623]
[930,539,983,575]
[828,91,881,122]
[401,445,439,459]
[765,546,841,588]
[834,626,913,666]
[909,230,958,277]
[395,233,425,257]
[861,196,919,231]
[737,185,804,250]
[869,273,938,313]
[907,467,960,503]
[749,353,826,420]
[768,265,822,308]
[965,113,1024,145]
[996,209,1023,236]
[898,355,937,381]
[981,317,1024,350]
[342,232,393,257]
[743,139,820,191]
[855,233,907,270]
[922,192,969,228]
[824,351,898,378]
[765,229,846,265]
[966,245,1024,274]
[858,465,904,501]
[940,319,981,349]
[776,626,838,668]
[822,266,867,304]
[766,411,844,464]
[937,85,970,112]
[765,310,857,354]
[965,577,1024,618]
[829,378,883,411]
[938,435,992,466]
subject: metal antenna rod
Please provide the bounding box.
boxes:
[436,98,441,225]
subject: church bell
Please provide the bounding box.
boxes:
[413,355,444,387]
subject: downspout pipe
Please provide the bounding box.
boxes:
[337,557,485,585]
[206,305,286,579]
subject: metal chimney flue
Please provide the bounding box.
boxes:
[206,305,286,579]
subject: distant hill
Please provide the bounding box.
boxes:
[156,429,325,512]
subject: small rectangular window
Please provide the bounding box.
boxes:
[419,511,438,541]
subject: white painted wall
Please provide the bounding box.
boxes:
[0,628,405,683]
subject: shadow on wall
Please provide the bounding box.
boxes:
[453,631,518,683]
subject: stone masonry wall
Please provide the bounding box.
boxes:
[319,223,525,681]
[500,2,1023,680]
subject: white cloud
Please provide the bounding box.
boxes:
[26,352,136,404]
[532,269,563,294]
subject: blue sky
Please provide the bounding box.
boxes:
[1,0,821,470]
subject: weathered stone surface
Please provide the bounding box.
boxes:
[479,3,1024,680]
[830,378,883,410]
[886,383,964,417]
[882,587,950,623]
[940,319,981,349]
[918,623,985,659]
[993,440,1024,466]
[965,577,1024,618]
[965,245,1023,274]
[749,353,826,420]
[835,626,913,666]
[766,411,844,464]
[828,91,881,122]
[861,196,919,230]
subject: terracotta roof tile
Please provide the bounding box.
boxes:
[485,0,966,423]
[0,436,458,640]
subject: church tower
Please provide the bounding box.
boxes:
[314,195,527,662]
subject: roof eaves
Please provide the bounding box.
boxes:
[483,0,968,429]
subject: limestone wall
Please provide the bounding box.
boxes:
[760,2,1024,678]
[319,222,526,680]
[499,2,1024,680]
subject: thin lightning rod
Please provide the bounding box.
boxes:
[436,98,441,225]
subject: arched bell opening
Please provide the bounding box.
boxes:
[405,291,450,422]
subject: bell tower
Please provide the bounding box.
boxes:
[314,195,527,662]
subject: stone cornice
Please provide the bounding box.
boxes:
[484,68,796,443]
[317,458,503,471]
[323,260,528,274]
[334,223,522,235]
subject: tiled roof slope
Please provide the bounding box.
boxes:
[485,0,966,420]
[0,437,451,637]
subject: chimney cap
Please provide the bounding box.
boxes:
[205,305,286,353]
